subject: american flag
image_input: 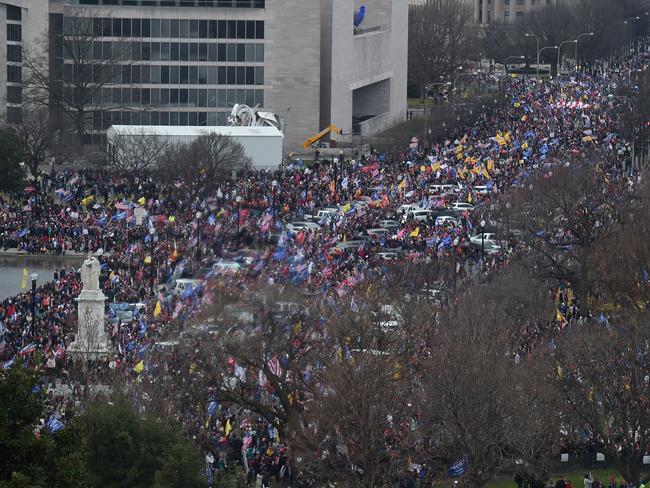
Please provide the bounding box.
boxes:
[172,301,183,319]
[267,356,282,377]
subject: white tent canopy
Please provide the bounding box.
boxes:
[106,125,284,169]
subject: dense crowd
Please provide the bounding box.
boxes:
[0,48,647,485]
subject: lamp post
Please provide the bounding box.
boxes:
[424,81,451,141]
[537,46,559,77]
[557,40,577,76]
[525,33,540,75]
[575,32,594,72]
[30,273,38,337]
[480,220,486,265]
[503,55,526,75]
[452,72,477,96]
[271,179,278,230]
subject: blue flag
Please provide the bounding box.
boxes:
[447,457,468,477]
[207,400,218,417]
[46,417,65,433]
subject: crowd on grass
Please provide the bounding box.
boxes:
[0,48,647,486]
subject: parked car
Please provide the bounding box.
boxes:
[286,221,321,233]
[408,209,435,222]
[450,202,475,213]
[378,219,400,230]
[435,215,458,226]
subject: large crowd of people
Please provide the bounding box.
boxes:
[0,48,647,485]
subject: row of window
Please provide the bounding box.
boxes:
[64,17,264,40]
[77,0,264,7]
[64,41,264,63]
[91,110,235,131]
[64,64,264,86]
[83,87,263,109]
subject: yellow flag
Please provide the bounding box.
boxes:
[420,165,426,173]
[144,255,152,265]
[168,216,176,223]
[81,195,94,206]
[556,365,563,379]
[153,300,162,317]
[521,141,529,150]
[138,196,146,205]
[467,192,473,204]
[409,227,420,238]
[486,158,494,172]
[291,321,302,335]
[514,102,521,108]
[431,162,441,172]
[134,361,144,373]
[21,268,28,289]
[397,179,407,191]
[342,203,351,213]
[556,310,566,323]
[225,418,232,436]
[365,284,373,298]
[482,167,491,180]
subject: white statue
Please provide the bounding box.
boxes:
[81,256,101,291]
[69,255,108,359]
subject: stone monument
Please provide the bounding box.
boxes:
[68,256,108,359]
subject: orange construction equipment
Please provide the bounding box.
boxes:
[302,124,342,149]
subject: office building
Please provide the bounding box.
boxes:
[45,0,407,150]
[472,0,559,25]
[0,0,48,123]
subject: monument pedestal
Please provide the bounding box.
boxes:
[68,256,109,360]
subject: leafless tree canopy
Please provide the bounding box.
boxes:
[159,132,251,201]
[408,0,476,99]
[23,9,134,142]
[107,129,170,175]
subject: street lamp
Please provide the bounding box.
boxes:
[424,81,451,142]
[271,179,278,230]
[575,32,594,72]
[452,72,477,94]
[525,33,541,75]
[480,220,486,264]
[504,55,526,75]
[557,40,577,76]
[537,46,559,77]
[30,273,38,337]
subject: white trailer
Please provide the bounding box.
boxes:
[106,125,284,169]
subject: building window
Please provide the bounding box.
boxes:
[7,65,21,83]
[7,5,21,21]
[516,11,524,18]
[7,24,21,42]
[7,86,22,104]
[7,107,21,124]
[7,44,21,62]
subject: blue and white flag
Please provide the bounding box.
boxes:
[447,457,469,477]
[46,417,65,433]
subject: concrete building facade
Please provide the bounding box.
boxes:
[0,0,48,123]
[472,0,559,25]
[43,0,407,150]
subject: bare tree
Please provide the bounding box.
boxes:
[159,132,250,203]
[106,128,170,175]
[408,0,476,100]
[554,311,650,484]
[423,286,556,488]
[23,9,134,142]
[507,161,620,314]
